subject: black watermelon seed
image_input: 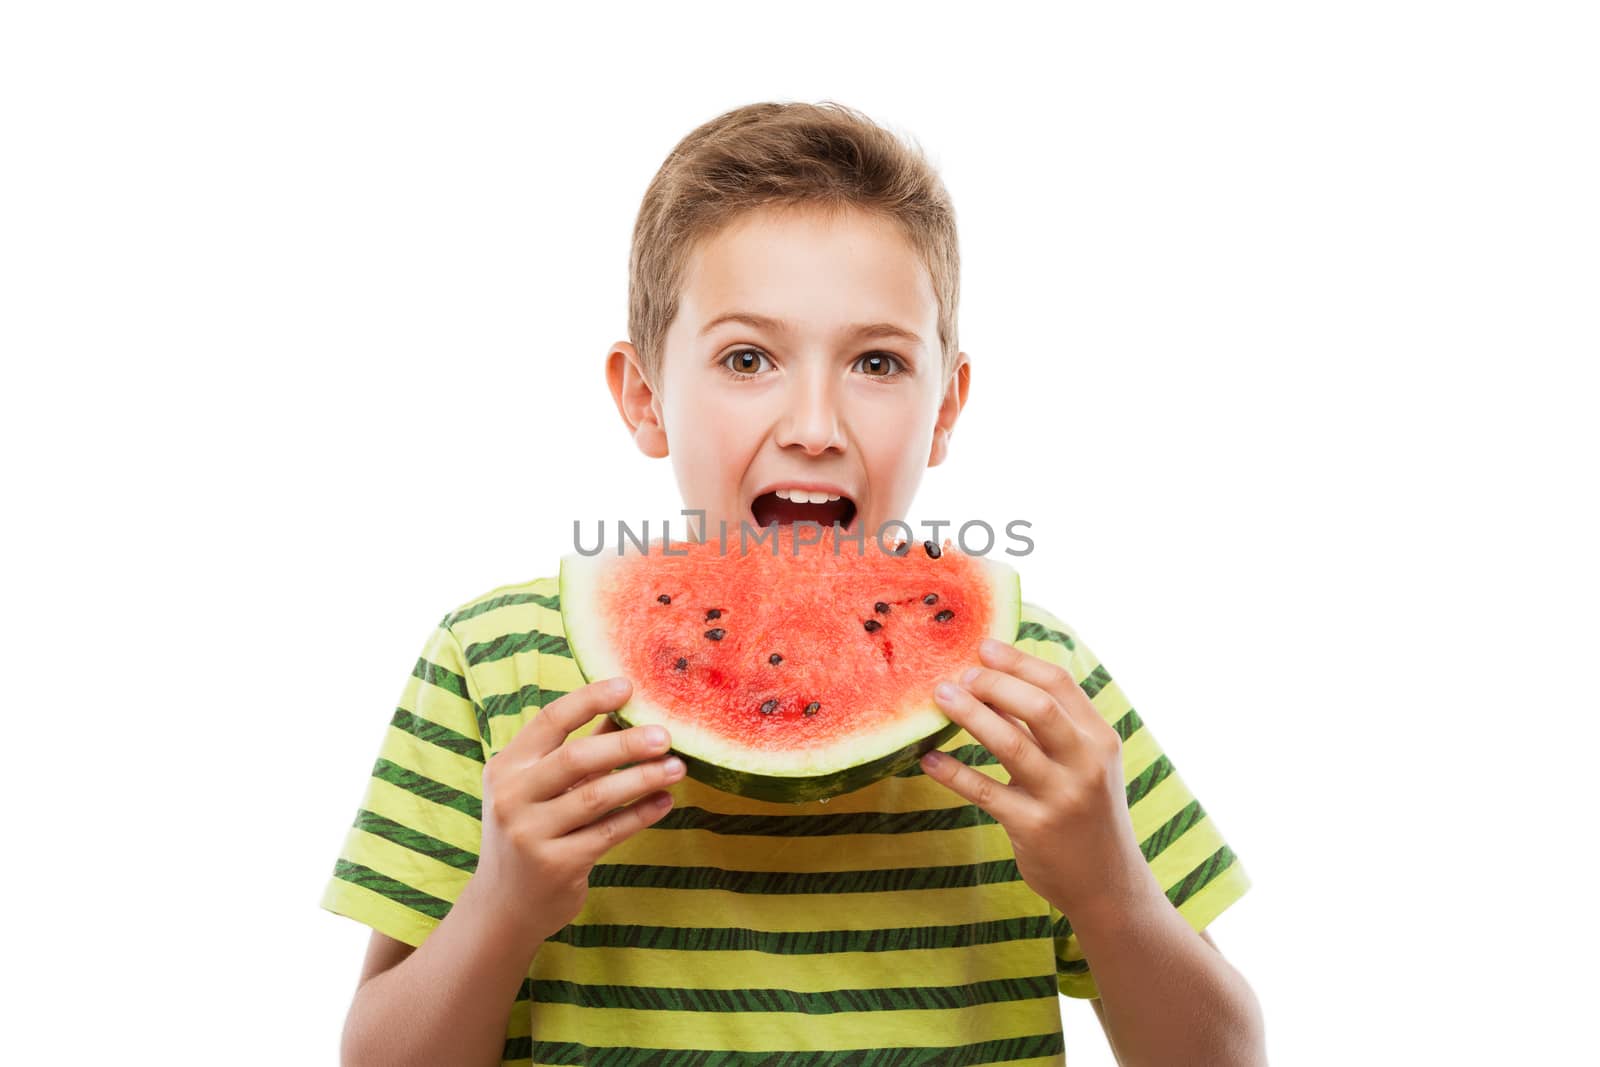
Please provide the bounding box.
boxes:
[923,540,942,559]
[892,540,910,556]
[760,699,778,715]
[674,657,688,670]
[874,601,890,614]
[863,619,882,633]
[934,609,955,622]
[705,608,722,621]
[705,628,725,640]
[769,653,783,665]
[804,701,820,716]
[657,594,671,604]
[923,593,938,605]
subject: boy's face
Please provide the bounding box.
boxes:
[607,203,969,543]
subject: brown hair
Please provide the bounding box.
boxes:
[627,100,960,389]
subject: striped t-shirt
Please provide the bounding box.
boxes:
[320,574,1251,1065]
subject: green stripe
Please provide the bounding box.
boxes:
[1124,753,1174,808]
[1055,956,1089,975]
[329,858,454,921]
[412,649,489,740]
[894,743,996,777]
[509,1031,1064,1067]
[1079,663,1111,700]
[1140,799,1206,862]
[389,707,485,763]
[540,914,1051,956]
[1112,706,1144,742]
[443,591,560,629]
[371,757,482,820]
[412,653,471,701]
[464,629,572,666]
[352,808,478,872]
[523,973,1057,1014]
[1168,843,1238,909]
[588,858,1021,895]
[1015,620,1075,650]
[481,683,568,721]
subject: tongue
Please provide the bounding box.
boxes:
[752,493,852,528]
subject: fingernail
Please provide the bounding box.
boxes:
[921,751,942,770]
[935,681,959,703]
[646,726,668,747]
[961,666,981,686]
[608,677,630,695]
[981,638,1007,656]
[663,756,685,775]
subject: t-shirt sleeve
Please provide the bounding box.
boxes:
[319,617,489,948]
[1015,603,1253,1000]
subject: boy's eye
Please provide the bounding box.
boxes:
[855,352,904,377]
[723,348,772,375]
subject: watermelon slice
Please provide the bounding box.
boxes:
[559,526,1021,803]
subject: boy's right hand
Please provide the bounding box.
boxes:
[472,677,684,949]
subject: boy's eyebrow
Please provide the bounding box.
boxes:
[698,311,924,347]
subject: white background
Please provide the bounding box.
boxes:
[4,2,1595,1063]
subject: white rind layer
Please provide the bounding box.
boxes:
[558,548,1022,782]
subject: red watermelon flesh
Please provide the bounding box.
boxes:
[559,526,1021,802]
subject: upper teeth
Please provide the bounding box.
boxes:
[775,489,842,504]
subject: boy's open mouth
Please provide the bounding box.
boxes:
[750,488,857,532]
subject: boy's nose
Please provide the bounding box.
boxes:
[774,378,846,456]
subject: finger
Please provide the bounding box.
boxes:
[934,679,1053,796]
[549,752,687,836]
[561,714,622,794]
[918,743,1024,826]
[558,715,682,798]
[533,722,674,803]
[958,666,1080,762]
[504,677,632,763]
[564,788,677,863]
[978,639,1100,730]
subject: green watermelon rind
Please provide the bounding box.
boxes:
[558,548,1022,805]
[653,716,966,804]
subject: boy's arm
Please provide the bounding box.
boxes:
[340,874,543,1067]
[355,930,414,987]
[1073,893,1265,1067]
[1088,1001,1125,1067]
[924,635,1263,1065]
[1088,929,1228,1064]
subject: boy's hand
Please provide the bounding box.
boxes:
[923,638,1153,920]
[473,677,685,951]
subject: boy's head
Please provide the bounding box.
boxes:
[607,101,970,543]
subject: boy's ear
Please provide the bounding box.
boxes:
[927,352,971,468]
[606,341,669,459]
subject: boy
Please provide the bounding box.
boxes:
[321,100,1265,1066]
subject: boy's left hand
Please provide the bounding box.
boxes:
[923,637,1151,920]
